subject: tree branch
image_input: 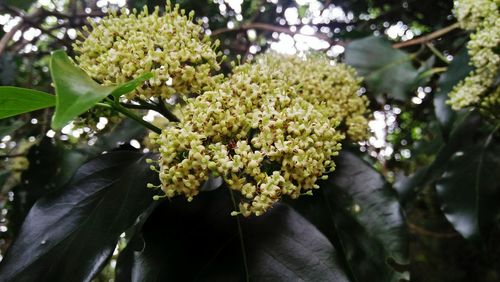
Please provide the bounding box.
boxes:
[393,22,461,49]
[211,22,341,47]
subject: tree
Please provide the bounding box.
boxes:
[0,0,498,281]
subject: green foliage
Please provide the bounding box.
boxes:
[345,36,419,100]
[119,190,349,281]
[0,151,157,282]
[436,136,500,243]
[0,87,54,119]
[293,151,408,282]
[0,0,499,281]
[433,48,473,137]
[50,51,152,129]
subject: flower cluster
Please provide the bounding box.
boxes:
[73,3,223,100]
[151,55,369,216]
[253,53,369,141]
[447,0,499,112]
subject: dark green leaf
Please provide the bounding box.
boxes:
[0,86,55,119]
[345,36,419,100]
[0,119,24,139]
[0,151,158,282]
[436,139,500,243]
[433,48,472,138]
[124,188,349,282]
[50,50,152,129]
[200,175,223,192]
[9,138,87,235]
[293,151,409,282]
[392,112,482,204]
[3,0,36,10]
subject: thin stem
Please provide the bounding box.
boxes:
[106,99,161,134]
[132,98,180,122]
[484,124,500,148]
[228,188,250,282]
[120,102,151,110]
[417,67,448,81]
[393,22,460,49]
[95,102,112,108]
[155,100,181,122]
[426,43,450,64]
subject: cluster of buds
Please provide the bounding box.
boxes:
[253,53,369,141]
[447,0,499,113]
[151,56,368,216]
[73,2,224,101]
[73,5,370,216]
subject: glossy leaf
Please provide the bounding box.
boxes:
[8,138,87,235]
[118,188,349,282]
[436,140,500,243]
[200,175,223,192]
[0,86,55,119]
[293,151,409,282]
[433,48,472,138]
[50,50,152,129]
[0,151,158,282]
[345,36,419,100]
[392,112,482,204]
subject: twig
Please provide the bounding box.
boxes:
[211,22,338,47]
[426,43,450,64]
[228,188,250,282]
[155,100,180,122]
[393,22,460,49]
[320,0,332,14]
[0,21,24,55]
[105,99,162,134]
[42,8,105,19]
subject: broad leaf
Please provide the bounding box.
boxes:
[292,151,409,282]
[8,138,88,235]
[0,151,158,282]
[117,188,349,282]
[436,140,500,243]
[433,48,472,138]
[50,50,152,129]
[345,36,419,101]
[392,112,482,204]
[0,86,55,119]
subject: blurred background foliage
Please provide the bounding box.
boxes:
[0,0,498,281]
